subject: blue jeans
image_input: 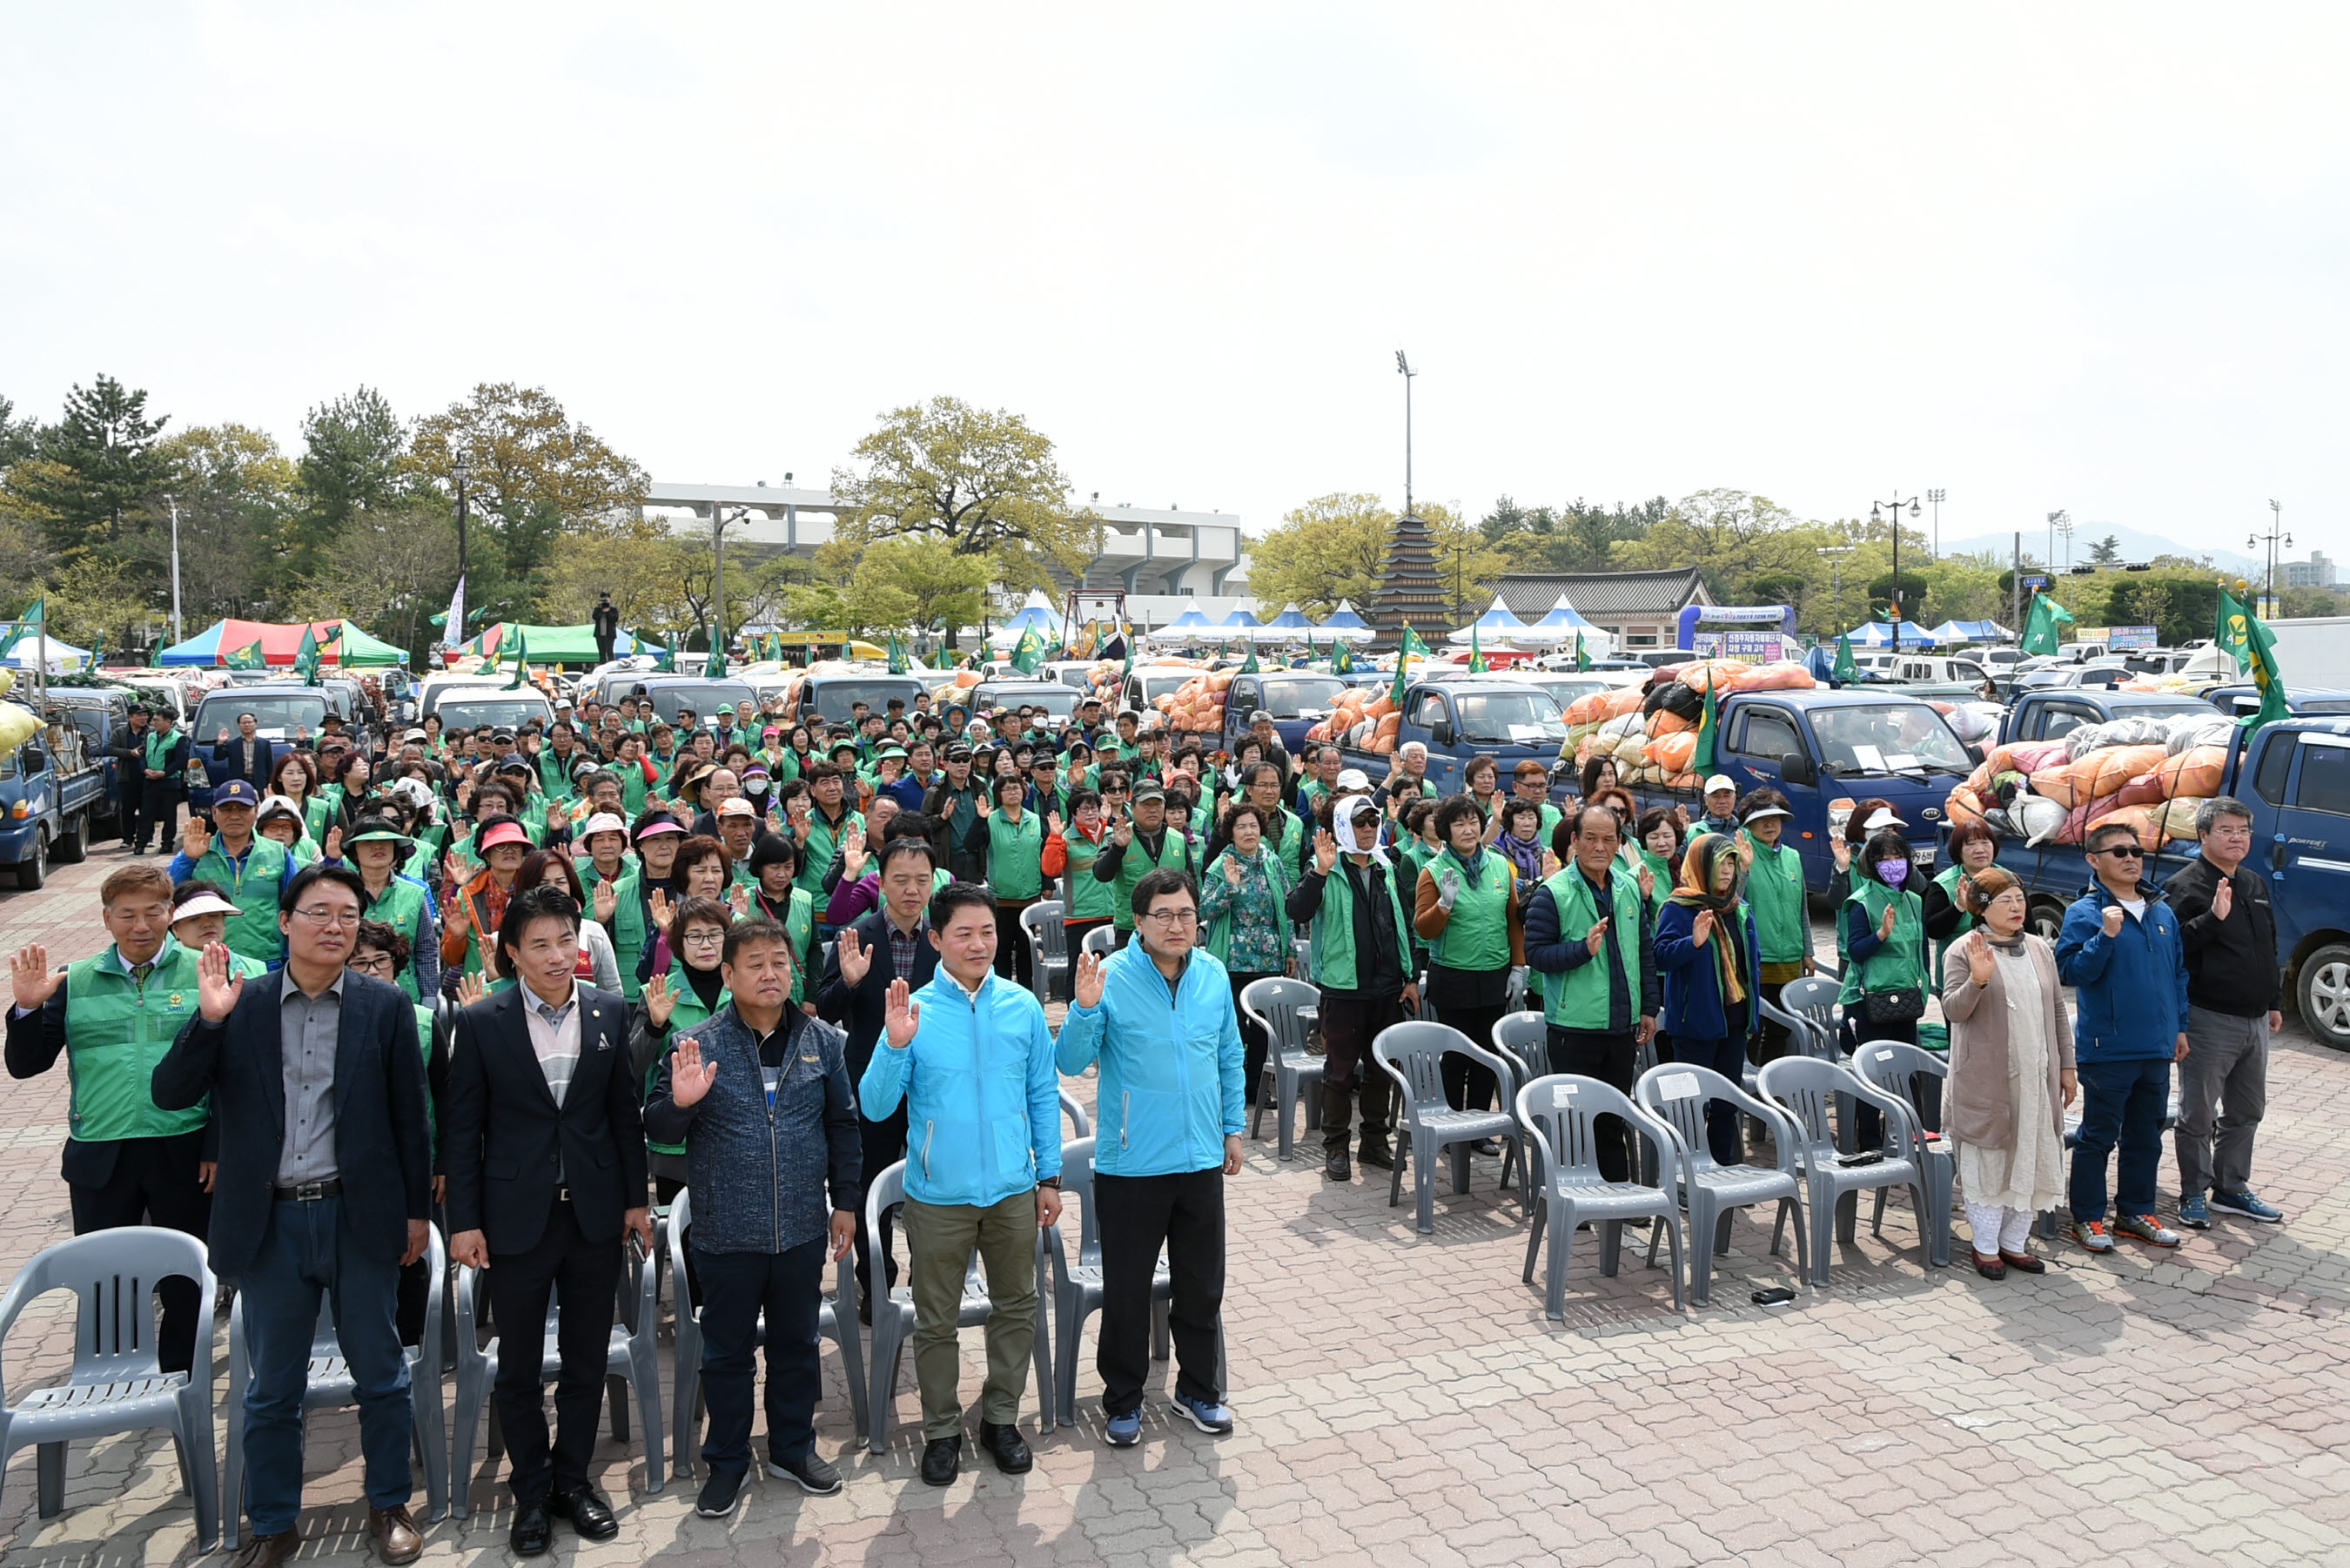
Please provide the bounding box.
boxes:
[691,1238,824,1477]
[2071,1058,2171,1223]
[238,1197,413,1535]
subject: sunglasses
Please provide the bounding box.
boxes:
[2096,845,2144,860]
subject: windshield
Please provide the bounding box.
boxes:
[643,681,758,725]
[1451,688,1568,744]
[1810,704,1971,774]
[194,694,327,738]
[1257,675,1347,718]
[1134,672,1194,702]
[802,678,925,723]
[977,686,1081,718]
[439,697,553,731]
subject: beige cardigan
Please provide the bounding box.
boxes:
[1939,935,2074,1151]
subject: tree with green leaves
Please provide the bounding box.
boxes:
[19,374,171,552]
[2087,533,2123,566]
[1480,494,1666,573]
[829,396,1101,638]
[1247,493,1501,621]
[151,424,299,620]
[292,386,409,576]
[0,395,37,467]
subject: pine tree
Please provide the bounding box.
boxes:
[23,375,171,550]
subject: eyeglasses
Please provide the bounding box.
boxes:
[1141,908,1198,926]
[292,907,360,928]
[681,929,727,948]
[348,954,396,975]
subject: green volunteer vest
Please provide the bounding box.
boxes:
[1840,881,1925,1006]
[302,794,334,845]
[618,760,651,814]
[1636,847,1673,920]
[583,862,648,1002]
[987,810,1045,900]
[1309,858,1414,992]
[361,876,431,1002]
[1111,827,1192,931]
[191,836,292,964]
[1059,828,1116,921]
[412,1003,439,1140]
[1742,833,1810,966]
[61,940,208,1143]
[784,886,815,1006]
[1930,864,1977,991]
[796,806,863,897]
[1539,865,1642,1030]
[1429,848,1514,973]
[645,970,732,1157]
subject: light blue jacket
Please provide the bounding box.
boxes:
[856,968,1062,1208]
[1056,946,1246,1178]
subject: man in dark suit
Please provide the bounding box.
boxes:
[135,708,190,855]
[104,706,151,850]
[208,710,280,798]
[814,834,940,1310]
[151,862,431,1568]
[443,885,650,1557]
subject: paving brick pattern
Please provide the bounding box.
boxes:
[1,848,2344,1565]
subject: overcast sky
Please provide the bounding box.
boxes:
[6,4,2346,561]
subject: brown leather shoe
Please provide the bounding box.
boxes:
[230,1532,299,1568]
[2000,1249,2047,1274]
[371,1504,423,1565]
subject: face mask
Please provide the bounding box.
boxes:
[1876,860,1910,890]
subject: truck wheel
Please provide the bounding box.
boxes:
[16,830,46,891]
[2025,897,2065,943]
[2297,944,2350,1052]
[53,814,85,865]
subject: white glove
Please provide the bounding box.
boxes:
[1436,868,1460,910]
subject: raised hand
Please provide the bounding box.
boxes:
[836,928,871,987]
[546,799,563,834]
[197,941,245,1023]
[648,888,675,932]
[181,816,211,861]
[1691,908,1716,948]
[322,824,343,861]
[883,976,921,1049]
[1585,916,1611,956]
[10,944,62,1011]
[1314,828,1338,873]
[1966,928,1995,988]
[593,877,617,924]
[728,883,752,916]
[1878,902,1898,941]
[1830,837,1851,874]
[1113,817,1133,848]
[2212,877,2234,921]
[454,970,488,1008]
[1638,864,1655,901]
[441,848,471,890]
[1046,810,1064,838]
[2100,905,2124,939]
[444,891,470,938]
[1223,854,1245,888]
[669,1035,718,1106]
[645,975,675,1028]
[1073,950,1105,1008]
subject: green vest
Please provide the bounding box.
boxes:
[617,759,651,814]
[1309,858,1414,992]
[1930,864,1977,992]
[61,940,209,1143]
[1636,847,1673,920]
[1111,827,1192,931]
[583,862,648,1002]
[191,836,292,965]
[412,1003,440,1141]
[1742,833,1810,966]
[1840,881,1925,1006]
[645,970,732,1157]
[1058,828,1116,921]
[796,806,863,897]
[784,886,815,1006]
[362,876,431,1002]
[302,794,334,846]
[1538,865,1642,1030]
[987,810,1045,900]
[1429,848,1514,973]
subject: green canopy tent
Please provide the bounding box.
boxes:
[457,622,665,667]
[331,620,408,667]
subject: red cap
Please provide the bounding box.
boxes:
[477,820,533,852]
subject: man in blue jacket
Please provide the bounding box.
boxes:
[859,882,1061,1488]
[2055,824,2192,1254]
[1058,866,1243,1450]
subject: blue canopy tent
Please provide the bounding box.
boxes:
[1316,600,1377,643]
[1158,606,1215,633]
[1840,620,1944,647]
[1447,595,1530,646]
[0,627,91,674]
[1208,608,1263,642]
[1252,604,1315,644]
[1928,619,2013,643]
[1515,593,1612,653]
[987,590,1062,651]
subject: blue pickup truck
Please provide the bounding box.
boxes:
[1217,670,1353,755]
[0,707,108,888]
[1996,687,2219,747]
[1331,677,1571,797]
[1974,712,2350,1051]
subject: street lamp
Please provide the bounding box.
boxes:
[451,454,470,634]
[1820,544,1856,637]
[2250,499,2291,617]
[164,494,183,642]
[1869,492,1924,653]
[1926,488,1945,560]
[2046,510,2067,579]
[1394,350,1415,518]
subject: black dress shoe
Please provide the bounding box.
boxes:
[920,1435,961,1486]
[549,1483,619,1540]
[977,1419,1033,1475]
[1357,1140,1394,1169]
[1324,1148,1352,1182]
[509,1499,552,1557]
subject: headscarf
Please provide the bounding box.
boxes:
[1667,833,1748,1007]
[1495,811,1545,886]
[1334,794,1390,868]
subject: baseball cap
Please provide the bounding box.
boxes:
[578,813,628,841]
[1131,781,1166,802]
[497,754,532,774]
[401,727,426,743]
[1704,774,1736,794]
[1335,768,1372,791]
[943,742,972,761]
[212,781,260,808]
[171,889,241,922]
[554,698,574,711]
[716,797,757,820]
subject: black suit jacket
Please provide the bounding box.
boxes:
[815,908,939,1081]
[442,984,647,1256]
[151,971,431,1280]
[208,734,279,791]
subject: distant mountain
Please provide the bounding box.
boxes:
[1938,524,2261,577]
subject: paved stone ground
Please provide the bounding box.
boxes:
[3,846,2347,1566]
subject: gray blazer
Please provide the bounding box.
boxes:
[1940,935,2074,1152]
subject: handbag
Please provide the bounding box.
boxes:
[1861,985,1926,1025]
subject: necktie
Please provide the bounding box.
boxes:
[131,962,153,988]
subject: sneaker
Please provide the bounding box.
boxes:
[2072,1218,2115,1253]
[1104,1410,1142,1447]
[1173,1395,1234,1436]
[2211,1189,2285,1223]
[766,1451,842,1496]
[695,1467,745,1518]
[2176,1194,2211,1229]
[2114,1211,2182,1249]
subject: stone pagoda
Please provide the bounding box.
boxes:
[1368,511,1447,650]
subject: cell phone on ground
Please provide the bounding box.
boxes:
[1751,1287,1796,1306]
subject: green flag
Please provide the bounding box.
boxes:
[1692,675,1721,775]
[0,598,43,660]
[654,640,675,673]
[2215,583,2288,734]
[2020,592,2075,656]
[1574,629,1591,673]
[293,624,321,685]
[507,627,532,689]
[703,633,726,678]
[1467,624,1487,673]
[1332,638,1353,674]
[1832,633,1857,684]
[1011,627,1045,673]
[1389,623,1429,707]
[84,635,103,673]
[887,633,909,674]
[1239,642,1260,674]
[225,638,266,672]
[1122,636,1135,680]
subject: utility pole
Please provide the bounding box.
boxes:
[165,495,184,643]
[453,456,471,619]
[1821,545,1855,638]
[2011,532,2023,644]
[2251,499,2290,618]
[1927,488,1945,560]
[711,505,746,663]
[1394,350,1415,518]
[1869,492,1924,653]
[2046,510,2067,582]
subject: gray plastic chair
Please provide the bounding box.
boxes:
[1239,976,1324,1160]
[1851,1041,1955,1267]
[1635,1064,1808,1304]
[666,1189,866,1478]
[1021,901,1070,1005]
[1771,975,1845,1059]
[1757,1056,1936,1286]
[1372,1022,1528,1235]
[1514,1073,1686,1317]
[223,1224,446,1545]
[451,1236,665,1516]
[1038,1137,1209,1427]
[1058,1088,1092,1140]
[864,1161,1044,1455]
[0,1227,218,1549]
[1488,1011,1550,1192]
[1081,924,1119,962]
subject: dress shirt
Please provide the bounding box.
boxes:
[279,968,345,1184]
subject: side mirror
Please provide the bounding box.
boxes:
[21,745,45,774]
[1429,719,1454,748]
[1778,750,1816,787]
